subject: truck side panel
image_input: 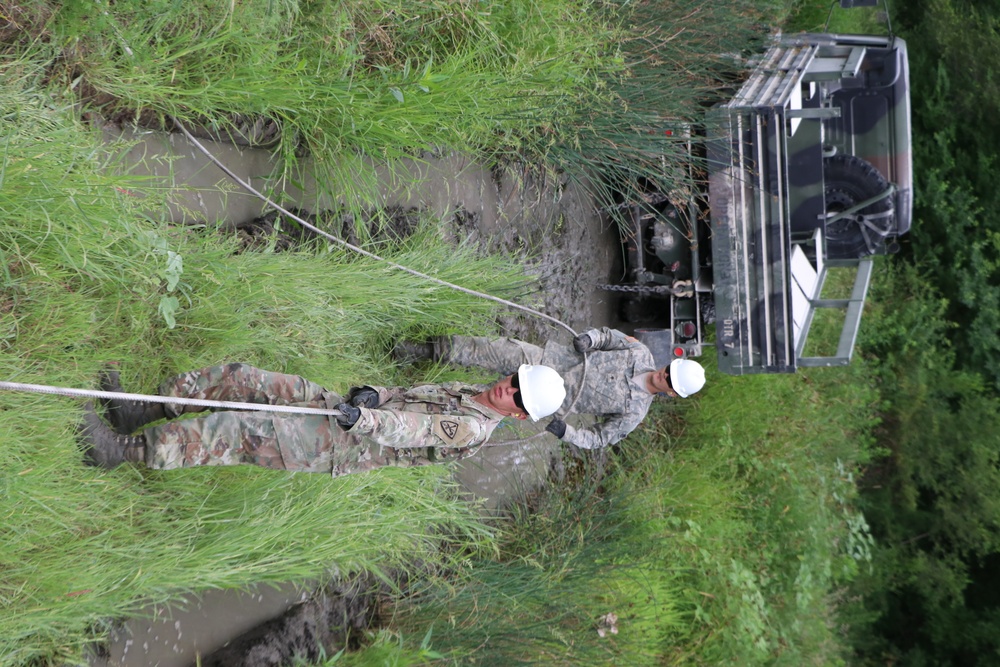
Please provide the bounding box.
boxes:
[709,107,796,374]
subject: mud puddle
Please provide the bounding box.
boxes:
[90,123,624,666]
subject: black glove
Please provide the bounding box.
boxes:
[348,386,380,409]
[545,418,567,439]
[335,403,361,430]
[572,334,593,353]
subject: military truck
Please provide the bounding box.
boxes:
[611,30,912,375]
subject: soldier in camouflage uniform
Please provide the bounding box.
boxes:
[78,362,566,476]
[396,328,705,450]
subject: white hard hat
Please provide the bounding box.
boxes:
[669,359,706,398]
[517,364,566,421]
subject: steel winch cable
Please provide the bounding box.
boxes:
[170,117,579,340]
[0,119,592,447]
[169,117,591,441]
[0,381,344,417]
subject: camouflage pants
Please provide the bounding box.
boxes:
[143,363,348,473]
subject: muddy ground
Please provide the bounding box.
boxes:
[198,172,627,667]
[89,125,633,667]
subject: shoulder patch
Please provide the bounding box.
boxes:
[432,416,476,448]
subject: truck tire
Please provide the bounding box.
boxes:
[823,155,895,259]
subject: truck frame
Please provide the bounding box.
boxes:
[614,31,912,375]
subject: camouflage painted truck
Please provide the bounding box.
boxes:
[613,31,912,375]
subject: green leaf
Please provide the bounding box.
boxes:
[420,624,434,650]
[158,295,180,329]
[163,251,183,292]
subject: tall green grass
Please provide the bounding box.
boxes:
[669,360,881,665]
[363,343,883,665]
[46,0,795,225]
[379,454,689,665]
[47,0,624,217]
[0,63,532,665]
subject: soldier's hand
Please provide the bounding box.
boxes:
[335,403,361,430]
[348,387,380,409]
[545,418,567,439]
[572,334,593,353]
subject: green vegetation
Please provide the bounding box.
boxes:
[0,58,522,665]
[370,358,881,666]
[840,263,1000,665]
[893,0,1000,387]
[821,2,1000,663]
[5,0,994,666]
[44,0,626,217]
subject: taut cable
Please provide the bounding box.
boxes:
[170,117,578,339]
[170,116,591,436]
[0,381,342,416]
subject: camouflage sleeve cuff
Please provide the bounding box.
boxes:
[561,423,593,450]
[373,386,407,405]
[591,327,645,352]
[352,406,377,435]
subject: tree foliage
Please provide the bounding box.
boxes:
[836,2,1000,660]
[897,0,1000,388]
[851,262,1000,665]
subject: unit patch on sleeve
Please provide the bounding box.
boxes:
[432,416,476,447]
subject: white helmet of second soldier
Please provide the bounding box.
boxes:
[517,364,566,421]
[669,359,706,398]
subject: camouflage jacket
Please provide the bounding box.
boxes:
[339,381,505,475]
[446,328,657,450]
[558,328,656,450]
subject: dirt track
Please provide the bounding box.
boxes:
[92,128,627,667]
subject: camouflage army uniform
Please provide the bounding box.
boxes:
[142,363,504,477]
[439,328,656,450]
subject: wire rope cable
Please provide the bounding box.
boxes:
[170,117,578,339]
[0,119,595,449]
[169,116,591,442]
[0,381,343,416]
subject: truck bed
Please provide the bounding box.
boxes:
[707,35,883,374]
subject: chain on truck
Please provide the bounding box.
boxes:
[605,0,912,375]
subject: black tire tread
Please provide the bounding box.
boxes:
[823,154,895,259]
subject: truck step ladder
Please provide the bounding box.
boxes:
[791,228,874,367]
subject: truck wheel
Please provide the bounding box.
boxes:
[823,155,895,259]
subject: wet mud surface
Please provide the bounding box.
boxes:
[90,124,626,666]
[195,573,388,667]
